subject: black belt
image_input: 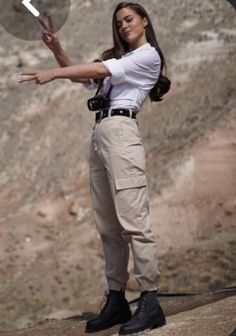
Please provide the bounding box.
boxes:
[95,108,137,123]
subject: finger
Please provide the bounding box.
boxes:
[20,74,37,80]
[37,17,49,32]
[47,15,55,33]
[42,33,53,43]
[18,75,37,83]
[19,73,37,81]
[20,72,37,76]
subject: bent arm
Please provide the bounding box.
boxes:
[39,18,90,84]
[52,45,73,67]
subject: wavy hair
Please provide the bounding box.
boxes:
[101,2,171,102]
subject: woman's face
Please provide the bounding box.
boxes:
[115,7,148,50]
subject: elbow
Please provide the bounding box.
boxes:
[94,64,110,79]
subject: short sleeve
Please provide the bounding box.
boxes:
[83,79,98,90]
[102,49,161,90]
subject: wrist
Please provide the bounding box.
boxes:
[52,68,60,80]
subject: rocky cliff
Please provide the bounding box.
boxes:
[0,0,235,332]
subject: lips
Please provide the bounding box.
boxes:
[123,30,131,37]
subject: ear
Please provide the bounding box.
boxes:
[143,17,148,28]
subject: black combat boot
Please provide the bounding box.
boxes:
[85,290,132,333]
[119,291,166,335]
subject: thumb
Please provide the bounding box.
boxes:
[42,33,53,43]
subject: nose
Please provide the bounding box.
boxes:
[121,20,128,30]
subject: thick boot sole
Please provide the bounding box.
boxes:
[119,316,166,335]
[86,311,132,333]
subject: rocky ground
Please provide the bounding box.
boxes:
[0,290,235,336]
[0,0,235,334]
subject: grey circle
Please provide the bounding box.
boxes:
[0,0,71,41]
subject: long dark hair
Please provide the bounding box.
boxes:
[101,2,171,102]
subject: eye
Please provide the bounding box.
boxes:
[126,17,133,23]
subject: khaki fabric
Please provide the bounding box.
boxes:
[89,116,160,291]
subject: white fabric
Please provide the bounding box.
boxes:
[83,79,98,90]
[85,43,161,112]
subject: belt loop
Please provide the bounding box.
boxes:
[108,108,112,118]
[129,109,132,118]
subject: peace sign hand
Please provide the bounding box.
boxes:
[38,15,61,53]
[19,70,56,85]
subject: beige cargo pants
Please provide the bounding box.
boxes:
[89,115,160,292]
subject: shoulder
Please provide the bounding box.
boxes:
[126,44,160,67]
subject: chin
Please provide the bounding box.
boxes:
[124,35,136,44]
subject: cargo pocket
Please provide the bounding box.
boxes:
[115,175,147,190]
[114,175,149,228]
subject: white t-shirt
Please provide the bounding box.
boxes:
[85,43,161,112]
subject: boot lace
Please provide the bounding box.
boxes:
[100,290,109,312]
[99,289,125,315]
[134,294,146,316]
[100,290,119,314]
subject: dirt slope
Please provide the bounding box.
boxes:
[0,0,235,332]
[0,291,235,336]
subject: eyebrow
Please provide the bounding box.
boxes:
[116,15,133,24]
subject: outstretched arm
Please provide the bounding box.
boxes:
[19,62,110,85]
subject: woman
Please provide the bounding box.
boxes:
[20,2,170,335]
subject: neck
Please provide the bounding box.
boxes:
[128,35,148,51]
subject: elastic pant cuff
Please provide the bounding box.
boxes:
[140,285,159,292]
[108,279,127,292]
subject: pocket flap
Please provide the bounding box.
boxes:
[115,175,147,190]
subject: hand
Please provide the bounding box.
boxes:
[19,70,56,85]
[38,15,61,53]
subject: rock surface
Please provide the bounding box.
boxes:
[0,0,235,332]
[130,296,236,336]
[0,293,235,336]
